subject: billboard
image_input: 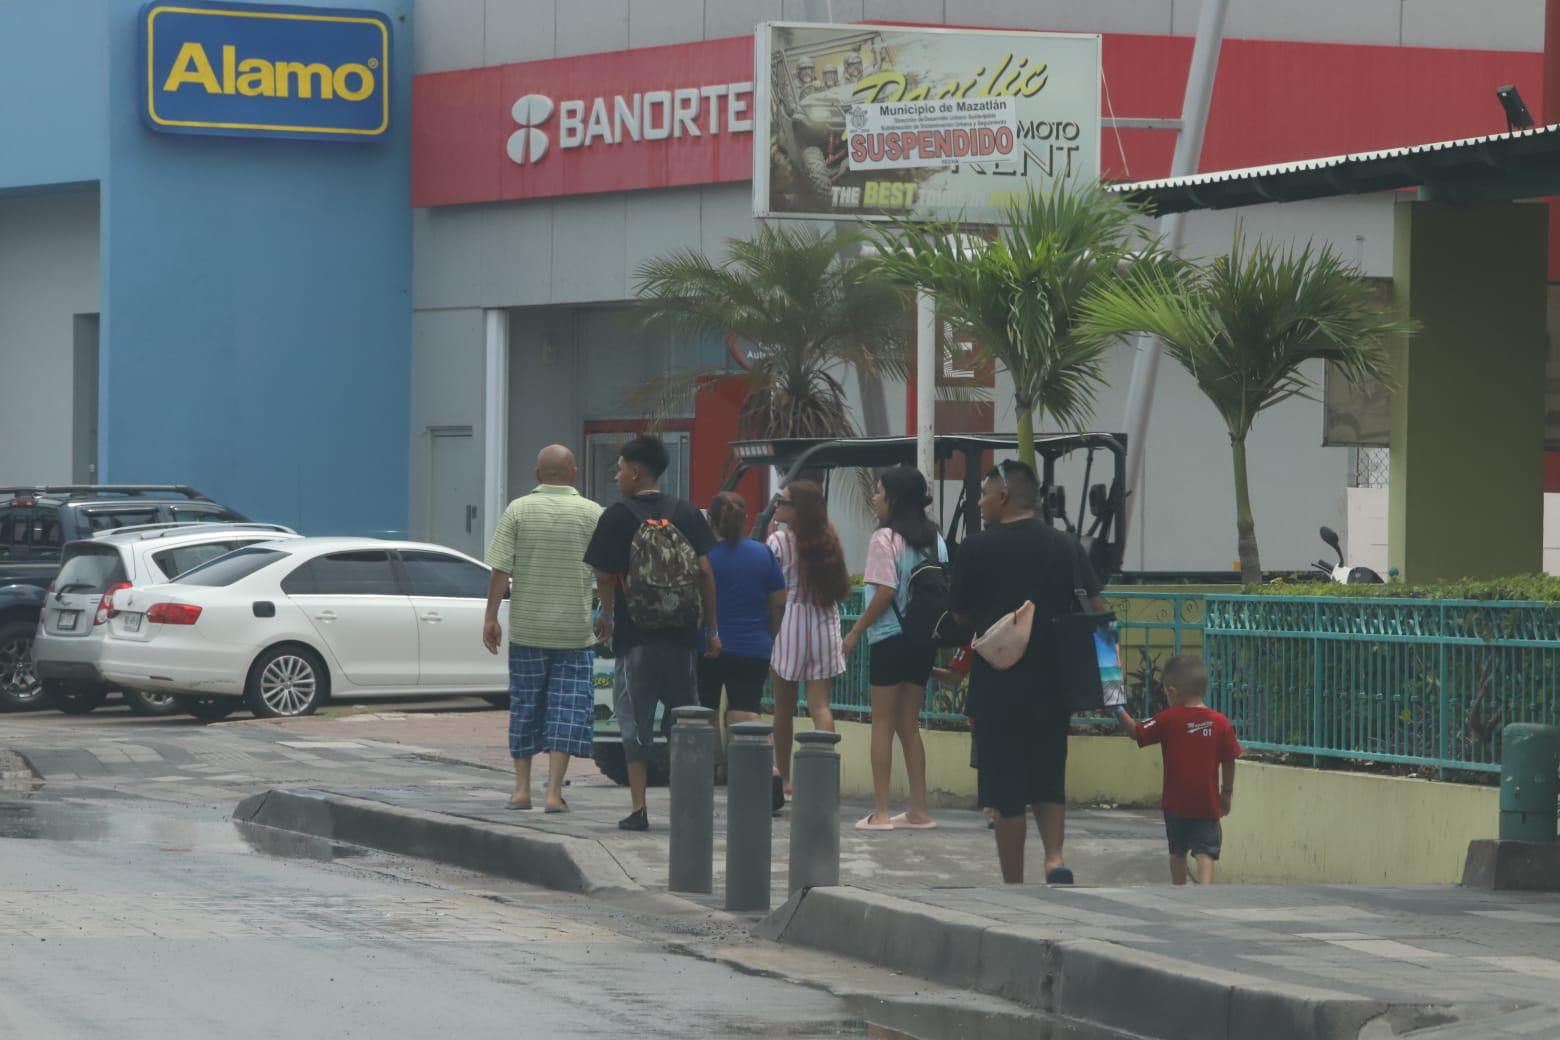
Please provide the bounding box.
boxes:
[753,23,1100,223]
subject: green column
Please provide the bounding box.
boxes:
[1389,201,1549,583]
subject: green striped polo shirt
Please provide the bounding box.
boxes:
[485,484,604,650]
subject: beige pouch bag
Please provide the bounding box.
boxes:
[971,600,1035,671]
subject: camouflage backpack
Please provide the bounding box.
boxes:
[623,504,702,630]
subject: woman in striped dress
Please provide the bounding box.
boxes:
[766,480,850,794]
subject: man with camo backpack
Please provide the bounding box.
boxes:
[585,435,718,830]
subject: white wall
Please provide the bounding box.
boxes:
[0,190,99,483]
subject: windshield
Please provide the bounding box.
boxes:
[55,545,127,594]
[172,546,289,587]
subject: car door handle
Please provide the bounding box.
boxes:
[421,612,443,624]
[315,610,338,623]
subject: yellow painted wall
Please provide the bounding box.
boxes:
[1219,760,1497,885]
[781,718,1498,885]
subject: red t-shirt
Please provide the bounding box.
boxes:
[1134,705,1242,819]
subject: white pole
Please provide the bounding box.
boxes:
[482,308,510,549]
[915,289,936,487]
[1119,0,1229,545]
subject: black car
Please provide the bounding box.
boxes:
[0,485,249,711]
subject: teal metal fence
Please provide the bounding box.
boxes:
[1202,595,1560,775]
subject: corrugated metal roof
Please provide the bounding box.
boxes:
[1107,123,1560,214]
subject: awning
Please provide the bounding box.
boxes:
[1108,123,1560,215]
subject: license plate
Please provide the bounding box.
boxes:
[57,611,80,632]
[123,613,143,633]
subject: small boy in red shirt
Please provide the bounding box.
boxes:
[1115,653,1241,885]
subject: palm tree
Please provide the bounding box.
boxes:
[1080,232,1409,584]
[632,224,909,440]
[866,182,1166,471]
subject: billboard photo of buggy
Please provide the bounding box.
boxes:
[753,22,1101,224]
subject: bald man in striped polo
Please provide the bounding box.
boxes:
[483,445,604,812]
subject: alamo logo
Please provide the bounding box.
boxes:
[142,2,393,142]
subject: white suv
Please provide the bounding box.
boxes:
[33,523,298,715]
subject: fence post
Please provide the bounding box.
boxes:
[1437,601,1450,779]
[1311,600,1323,768]
[668,705,715,894]
[725,721,774,913]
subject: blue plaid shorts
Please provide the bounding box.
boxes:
[508,644,595,760]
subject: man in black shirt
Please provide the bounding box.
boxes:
[949,459,1103,885]
[585,436,719,831]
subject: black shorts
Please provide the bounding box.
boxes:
[697,653,770,715]
[974,699,1070,819]
[869,634,936,687]
[1164,812,1223,859]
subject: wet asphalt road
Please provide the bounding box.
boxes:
[0,790,880,1040]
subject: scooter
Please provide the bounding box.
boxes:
[1311,526,1385,585]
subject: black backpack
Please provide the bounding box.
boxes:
[893,550,969,649]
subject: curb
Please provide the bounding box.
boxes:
[233,789,639,895]
[760,887,1467,1040]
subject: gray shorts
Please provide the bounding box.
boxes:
[1164,812,1222,859]
[613,642,698,763]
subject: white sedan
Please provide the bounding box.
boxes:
[101,538,509,720]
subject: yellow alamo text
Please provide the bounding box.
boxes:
[161,43,377,101]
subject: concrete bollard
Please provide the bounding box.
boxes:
[788,729,842,896]
[725,721,774,912]
[1500,723,1560,843]
[668,705,716,894]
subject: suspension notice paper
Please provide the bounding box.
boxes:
[847,98,1019,171]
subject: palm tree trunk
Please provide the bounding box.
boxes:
[1016,404,1037,472]
[1230,435,1262,585]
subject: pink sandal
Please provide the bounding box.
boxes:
[890,813,938,830]
[855,814,895,831]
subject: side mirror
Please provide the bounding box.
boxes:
[1088,483,1109,519]
[1319,526,1344,563]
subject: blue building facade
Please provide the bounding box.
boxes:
[0,0,413,536]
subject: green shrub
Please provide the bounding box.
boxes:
[1253,574,1560,603]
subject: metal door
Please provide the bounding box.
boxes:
[429,426,482,557]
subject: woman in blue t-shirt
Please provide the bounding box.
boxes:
[698,493,787,803]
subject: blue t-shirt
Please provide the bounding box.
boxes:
[704,538,786,660]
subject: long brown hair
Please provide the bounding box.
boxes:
[709,491,747,544]
[786,481,850,606]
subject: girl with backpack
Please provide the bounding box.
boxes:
[766,480,851,799]
[842,466,946,831]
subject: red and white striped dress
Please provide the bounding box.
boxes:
[766,528,846,682]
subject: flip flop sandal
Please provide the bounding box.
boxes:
[506,801,533,811]
[855,814,895,831]
[889,813,938,830]
[544,801,569,814]
[1045,867,1076,885]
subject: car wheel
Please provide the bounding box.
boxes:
[483,694,509,709]
[124,688,181,717]
[49,684,109,715]
[245,646,327,718]
[0,622,47,712]
[175,695,240,722]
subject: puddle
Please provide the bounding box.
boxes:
[0,798,362,862]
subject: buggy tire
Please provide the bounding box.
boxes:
[801,146,832,201]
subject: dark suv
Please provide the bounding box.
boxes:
[0,486,249,711]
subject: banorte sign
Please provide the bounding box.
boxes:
[412,37,755,207]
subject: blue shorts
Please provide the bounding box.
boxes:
[508,645,595,760]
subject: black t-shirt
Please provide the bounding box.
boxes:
[948,517,1101,719]
[583,492,716,650]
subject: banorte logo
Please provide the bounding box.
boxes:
[506,94,553,164]
[505,80,754,168]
